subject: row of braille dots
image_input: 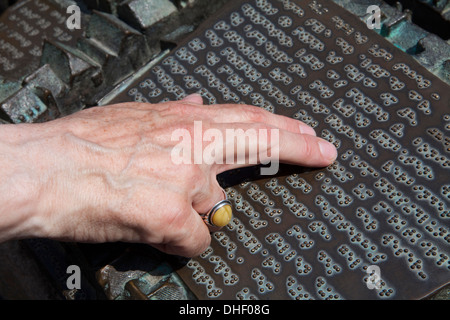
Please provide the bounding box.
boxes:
[241,3,293,47]
[367,44,394,62]
[295,48,325,71]
[232,188,270,229]
[255,0,279,16]
[261,255,281,274]
[304,18,333,39]
[444,114,450,131]
[422,220,450,245]
[244,183,282,225]
[397,107,418,126]
[397,150,434,179]
[137,78,163,100]
[413,137,450,169]
[317,250,341,276]
[162,56,187,75]
[381,235,427,280]
[224,30,271,66]
[382,160,416,185]
[407,90,432,115]
[370,129,402,153]
[392,63,431,89]
[264,178,315,219]
[309,79,334,99]
[324,113,369,150]
[183,75,201,90]
[315,277,341,300]
[251,268,274,294]
[345,87,389,122]
[277,0,305,18]
[361,265,395,298]
[387,214,407,231]
[355,207,378,231]
[286,224,314,249]
[236,287,258,300]
[194,64,240,103]
[320,179,354,207]
[330,98,372,129]
[343,64,377,88]
[295,256,313,275]
[204,29,224,47]
[175,47,197,65]
[426,128,449,152]
[325,161,354,183]
[286,276,313,300]
[321,129,341,150]
[315,196,387,263]
[208,256,239,286]
[127,87,148,103]
[326,70,347,89]
[393,214,450,250]
[337,244,362,270]
[293,109,319,128]
[265,233,296,262]
[227,217,263,254]
[285,174,313,194]
[188,38,206,52]
[374,201,409,233]
[211,231,240,261]
[308,221,332,241]
[352,183,375,201]
[358,54,391,79]
[373,177,409,206]
[389,123,405,138]
[374,200,449,246]
[292,26,325,52]
[186,260,223,297]
[269,67,292,85]
[419,242,449,269]
[217,47,262,83]
[412,184,449,218]
[344,153,380,178]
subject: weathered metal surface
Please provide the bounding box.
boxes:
[107,0,450,300]
[0,0,84,82]
[94,245,195,300]
[117,0,178,30]
[0,0,231,123]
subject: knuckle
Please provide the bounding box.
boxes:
[250,121,274,133]
[299,134,313,157]
[171,103,190,115]
[241,105,268,123]
[178,164,208,189]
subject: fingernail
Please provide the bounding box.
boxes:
[319,140,337,162]
[299,123,316,136]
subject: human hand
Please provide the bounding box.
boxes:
[0,94,337,257]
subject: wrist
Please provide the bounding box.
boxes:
[0,123,48,241]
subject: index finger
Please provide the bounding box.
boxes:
[176,101,318,137]
[210,122,337,175]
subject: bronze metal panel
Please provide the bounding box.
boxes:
[109,0,450,300]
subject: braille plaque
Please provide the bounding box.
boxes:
[108,0,449,300]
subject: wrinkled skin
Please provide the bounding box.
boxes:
[0,95,337,257]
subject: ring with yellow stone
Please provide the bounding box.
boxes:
[202,192,233,227]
